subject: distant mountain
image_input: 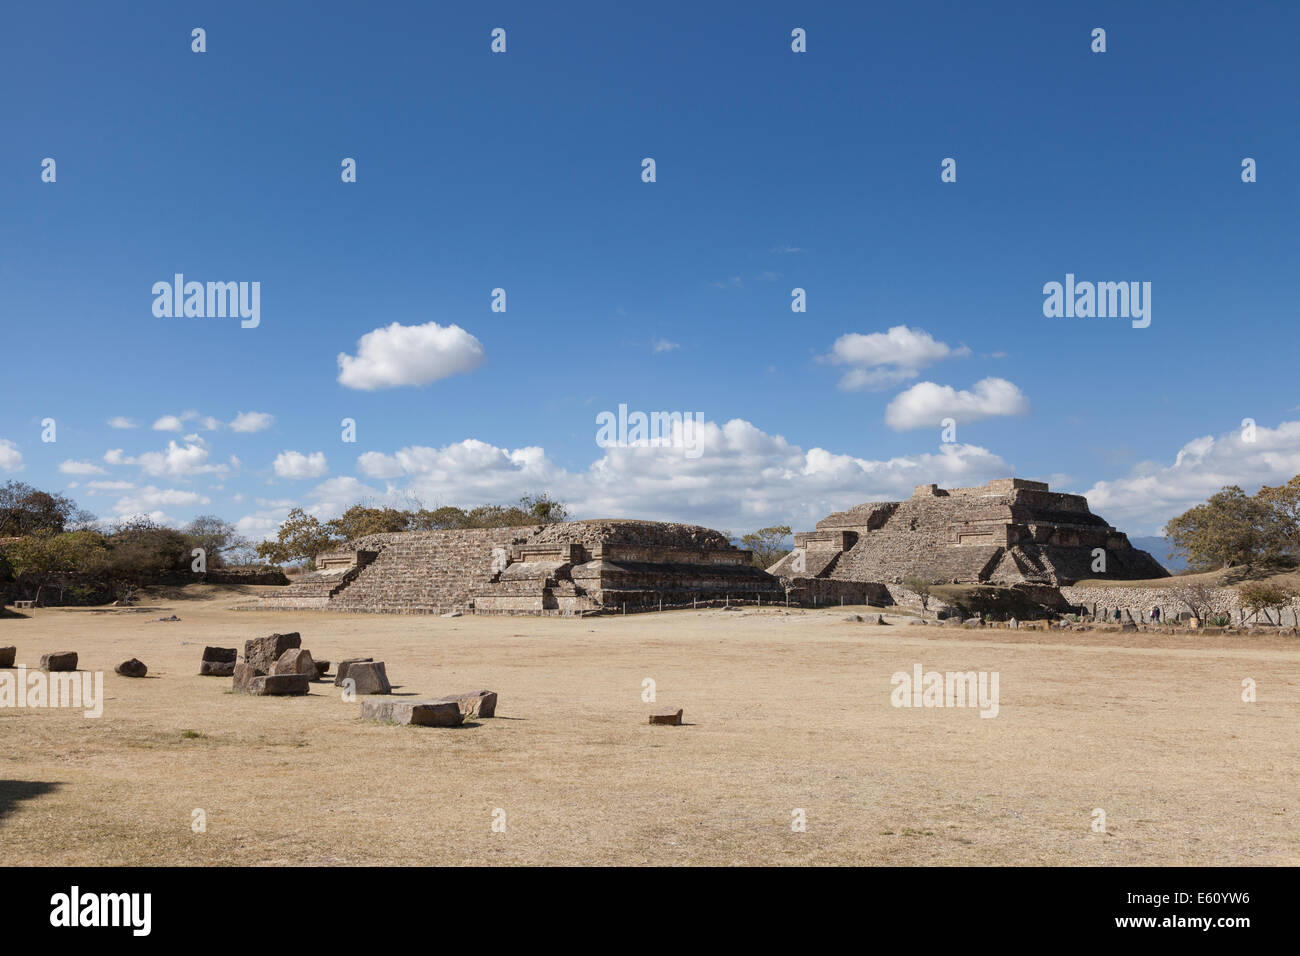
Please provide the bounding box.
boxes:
[1130,536,1186,572]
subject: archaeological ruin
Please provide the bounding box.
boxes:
[767,478,1168,590]
[260,519,783,615]
[256,479,1166,616]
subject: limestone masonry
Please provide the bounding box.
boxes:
[767,478,1167,587]
[261,519,781,615]
[258,479,1166,616]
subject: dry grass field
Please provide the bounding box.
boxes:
[2,585,1298,866]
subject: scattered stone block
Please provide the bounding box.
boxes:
[232,662,258,693]
[199,660,236,677]
[433,690,497,718]
[115,658,148,678]
[314,660,330,679]
[40,651,78,671]
[345,661,391,695]
[202,646,237,663]
[963,618,984,628]
[271,647,316,678]
[649,708,683,725]
[243,632,301,673]
[244,674,310,696]
[362,698,464,726]
[441,610,463,618]
[0,646,15,668]
[334,658,374,687]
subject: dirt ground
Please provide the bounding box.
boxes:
[2,585,1297,866]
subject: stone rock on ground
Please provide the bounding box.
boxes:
[243,674,310,696]
[334,658,374,687]
[243,632,301,673]
[649,708,683,726]
[344,661,391,695]
[199,660,236,677]
[313,660,330,679]
[40,652,78,671]
[0,646,15,668]
[232,662,258,692]
[202,646,237,663]
[115,658,148,678]
[362,698,464,727]
[441,610,463,618]
[271,647,316,678]
[433,690,497,718]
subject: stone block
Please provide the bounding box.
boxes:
[271,647,315,678]
[362,698,464,727]
[0,646,15,668]
[433,690,497,718]
[202,646,237,663]
[345,661,391,695]
[200,660,236,677]
[649,708,683,725]
[243,632,301,673]
[244,674,310,696]
[334,657,374,686]
[314,660,330,679]
[115,658,148,678]
[232,661,258,692]
[40,651,77,671]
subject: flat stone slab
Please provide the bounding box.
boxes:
[40,652,78,672]
[239,673,310,696]
[334,658,374,687]
[433,690,497,718]
[345,661,391,695]
[362,698,464,727]
[199,660,236,677]
[115,658,148,678]
[271,647,316,678]
[244,632,301,673]
[648,708,683,726]
[0,646,15,668]
[202,646,237,663]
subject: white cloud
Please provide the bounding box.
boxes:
[58,459,108,476]
[107,417,138,429]
[0,439,24,472]
[113,486,211,516]
[199,416,223,431]
[884,377,1030,431]
[229,411,274,433]
[350,421,1011,534]
[108,439,231,478]
[824,326,971,392]
[337,322,485,390]
[651,338,680,353]
[152,415,186,432]
[1085,419,1300,535]
[86,480,136,491]
[273,450,329,479]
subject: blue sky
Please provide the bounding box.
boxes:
[2,0,1298,541]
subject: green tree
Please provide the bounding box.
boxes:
[1238,580,1299,625]
[519,494,568,524]
[1165,486,1275,571]
[327,505,410,542]
[184,514,247,568]
[256,509,335,566]
[901,575,941,612]
[741,525,792,569]
[0,481,91,536]
[1256,476,1300,561]
[5,530,109,604]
